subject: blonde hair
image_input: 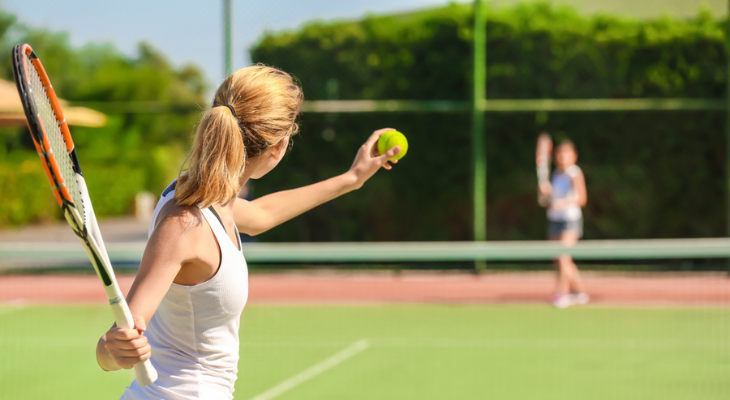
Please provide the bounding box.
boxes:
[175,65,303,207]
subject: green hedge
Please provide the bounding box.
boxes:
[249,3,728,241]
[0,151,160,225]
[252,4,725,100]
[0,157,59,225]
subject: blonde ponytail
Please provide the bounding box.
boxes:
[174,64,303,208]
[175,105,245,207]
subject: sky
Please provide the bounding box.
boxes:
[1,0,463,89]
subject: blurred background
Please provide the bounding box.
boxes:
[1,1,730,399]
[0,0,728,245]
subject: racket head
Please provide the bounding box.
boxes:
[12,43,87,227]
[535,132,553,206]
[535,132,553,165]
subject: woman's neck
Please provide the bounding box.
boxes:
[215,179,249,217]
[209,159,260,216]
[556,163,574,172]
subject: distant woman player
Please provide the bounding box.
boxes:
[538,140,589,308]
[95,65,403,399]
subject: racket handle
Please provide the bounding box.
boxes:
[111,298,159,386]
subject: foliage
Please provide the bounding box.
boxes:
[0,13,207,225]
[250,2,728,241]
[0,157,58,225]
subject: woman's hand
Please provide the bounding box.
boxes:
[346,128,403,189]
[98,316,151,371]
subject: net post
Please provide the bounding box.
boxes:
[727,1,730,274]
[472,0,487,273]
[223,0,233,77]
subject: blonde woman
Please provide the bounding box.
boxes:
[95,65,402,399]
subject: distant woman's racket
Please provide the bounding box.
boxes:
[535,132,552,206]
[11,43,158,386]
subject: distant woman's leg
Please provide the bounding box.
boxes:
[560,230,588,304]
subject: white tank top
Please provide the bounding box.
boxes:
[121,181,248,400]
[547,165,583,222]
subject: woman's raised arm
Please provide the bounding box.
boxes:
[234,128,402,236]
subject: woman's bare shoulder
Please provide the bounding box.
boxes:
[149,202,209,251]
[566,165,583,177]
[155,200,204,229]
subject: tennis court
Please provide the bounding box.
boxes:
[2,299,729,400]
[1,270,729,400]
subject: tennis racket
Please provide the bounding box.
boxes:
[12,43,158,386]
[535,132,552,206]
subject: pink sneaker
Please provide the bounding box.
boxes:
[569,293,590,305]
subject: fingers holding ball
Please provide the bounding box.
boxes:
[377,130,408,162]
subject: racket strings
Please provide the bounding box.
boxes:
[26,54,86,221]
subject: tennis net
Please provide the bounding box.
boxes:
[2,238,730,269]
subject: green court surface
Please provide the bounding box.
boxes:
[1,304,728,400]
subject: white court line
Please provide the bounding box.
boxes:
[249,339,370,400]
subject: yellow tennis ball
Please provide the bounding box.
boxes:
[377,130,408,161]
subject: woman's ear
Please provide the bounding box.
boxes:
[270,136,290,161]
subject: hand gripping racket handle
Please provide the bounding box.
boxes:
[110,300,159,386]
[75,215,159,386]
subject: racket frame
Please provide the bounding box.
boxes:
[12,43,158,386]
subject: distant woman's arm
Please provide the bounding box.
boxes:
[572,170,587,207]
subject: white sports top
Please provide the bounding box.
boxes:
[121,182,248,400]
[547,165,583,222]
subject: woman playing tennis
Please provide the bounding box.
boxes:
[95,65,402,399]
[538,139,589,308]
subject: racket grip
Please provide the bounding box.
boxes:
[110,299,159,386]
